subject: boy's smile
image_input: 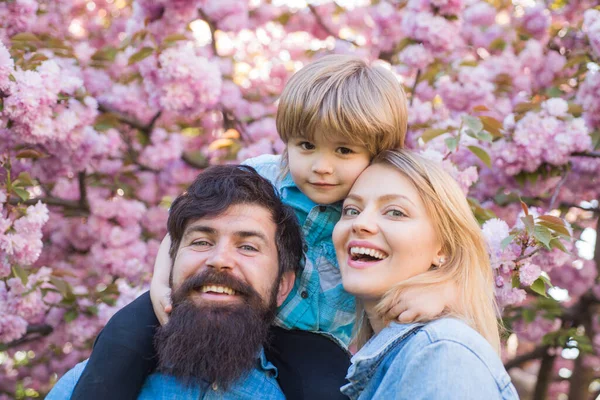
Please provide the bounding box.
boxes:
[287,135,371,205]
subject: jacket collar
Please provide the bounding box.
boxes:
[344,323,424,394]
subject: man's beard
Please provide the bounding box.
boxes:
[154,270,279,389]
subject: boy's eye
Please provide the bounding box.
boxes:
[336,147,354,155]
[385,209,406,218]
[299,141,315,150]
[342,207,360,217]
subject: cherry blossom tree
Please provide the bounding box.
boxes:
[0,1,599,399]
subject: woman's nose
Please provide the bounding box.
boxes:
[351,211,378,235]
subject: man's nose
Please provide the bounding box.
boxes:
[205,244,234,271]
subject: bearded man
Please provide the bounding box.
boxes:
[47,165,304,399]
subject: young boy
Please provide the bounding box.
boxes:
[71,55,450,399]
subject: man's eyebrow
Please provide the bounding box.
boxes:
[234,230,269,244]
[183,225,216,239]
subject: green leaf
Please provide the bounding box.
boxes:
[545,86,563,98]
[421,128,447,142]
[11,32,41,43]
[476,130,494,142]
[12,265,29,285]
[16,172,35,187]
[539,274,553,287]
[530,277,548,297]
[489,38,506,51]
[128,47,154,65]
[533,225,553,249]
[50,276,70,298]
[467,146,492,168]
[13,187,30,201]
[91,46,118,62]
[537,220,570,238]
[549,238,569,253]
[522,308,536,323]
[445,137,458,152]
[501,234,515,250]
[514,102,536,114]
[521,215,535,235]
[520,200,530,216]
[563,54,590,69]
[64,309,79,323]
[512,273,521,288]
[163,33,188,44]
[462,115,483,134]
[479,116,503,138]
[16,149,45,159]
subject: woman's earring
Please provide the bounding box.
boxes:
[438,257,445,266]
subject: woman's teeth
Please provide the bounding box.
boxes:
[350,247,388,260]
[200,285,236,295]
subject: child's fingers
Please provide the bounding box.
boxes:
[385,301,408,320]
[397,309,420,323]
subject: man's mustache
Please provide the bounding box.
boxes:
[174,270,255,301]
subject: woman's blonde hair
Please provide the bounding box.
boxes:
[276,54,408,171]
[354,149,501,354]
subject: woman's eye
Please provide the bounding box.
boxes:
[337,147,354,155]
[385,209,406,218]
[342,207,359,216]
[299,141,315,150]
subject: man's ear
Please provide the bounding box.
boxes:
[276,271,295,307]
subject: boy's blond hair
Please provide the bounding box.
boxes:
[353,150,501,354]
[276,54,408,166]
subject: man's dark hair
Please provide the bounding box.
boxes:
[167,164,303,277]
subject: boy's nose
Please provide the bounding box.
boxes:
[311,158,333,175]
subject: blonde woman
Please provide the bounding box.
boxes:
[333,150,519,399]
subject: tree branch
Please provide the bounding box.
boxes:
[1,324,53,350]
[505,345,549,370]
[549,170,569,210]
[308,5,359,47]
[8,196,86,211]
[572,151,600,158]
[410,69,421,107]
[198,8,218,55]
[97,103,161,135]
[533,350,556,400]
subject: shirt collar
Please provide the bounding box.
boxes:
[258,347,278,378]
[279,171,296,190]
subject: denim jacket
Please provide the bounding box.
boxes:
[46,350,284,400]
[341,318,519,400]
[243,154,355,347]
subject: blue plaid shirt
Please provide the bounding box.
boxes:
[244,155,355,347]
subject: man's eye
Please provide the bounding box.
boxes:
[299,141,315,150]
[240,245,258,251]
[191,240,211,246]
[342,207,359,216]
[385,209,406,218]
[337,147,354,155]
